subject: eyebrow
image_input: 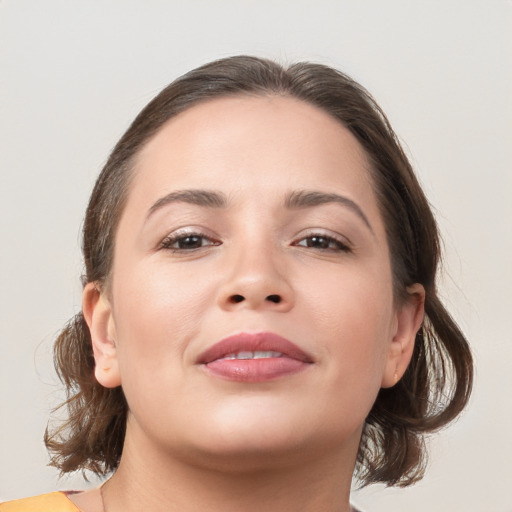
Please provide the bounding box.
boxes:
[285,190,374,233]
[147,189,228,219]
[146,188,373,233]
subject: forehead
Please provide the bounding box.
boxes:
[131,94,376,201]
[112,94,392,273]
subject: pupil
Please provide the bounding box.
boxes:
[179,236,201,248]
[309,236,328,248]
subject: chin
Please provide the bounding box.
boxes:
[182,435,319,474]
[175,415,353,474]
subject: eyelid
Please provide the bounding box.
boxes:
[158,226,221,251]
[291,228,353,251]
[294,228,352,244]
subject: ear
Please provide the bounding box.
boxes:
[381,283,425,388]
[82,282,122,388]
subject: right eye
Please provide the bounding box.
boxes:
[159,232,220,251]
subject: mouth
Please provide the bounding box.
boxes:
[197,332,314,382]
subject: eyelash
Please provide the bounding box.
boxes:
[159,230,351,254]
[159,231,220,252]
[292,233,351,252]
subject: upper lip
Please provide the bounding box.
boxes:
[196,332,314,364]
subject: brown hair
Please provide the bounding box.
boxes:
[45,55,473,486]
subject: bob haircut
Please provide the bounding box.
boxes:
[45,55,473,487]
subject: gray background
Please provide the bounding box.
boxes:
[1,1,511,510]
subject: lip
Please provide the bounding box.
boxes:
[197,332,314,382]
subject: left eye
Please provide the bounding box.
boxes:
[294,235,350,252]
[159,233,219,251]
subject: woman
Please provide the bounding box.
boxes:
[1,56,473,512]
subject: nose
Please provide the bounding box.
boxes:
[216,245,295,313]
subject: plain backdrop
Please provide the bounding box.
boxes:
[1,1,511,510]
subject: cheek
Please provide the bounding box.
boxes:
[107,262,220,427]
[110,262,215,374]
[303,262,395,381]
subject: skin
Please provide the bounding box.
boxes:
[78,95,424,512]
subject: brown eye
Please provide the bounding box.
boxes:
[295,234,350,252]
[160,232,220,251]
[175,235,204,249]
[306,236,331,249]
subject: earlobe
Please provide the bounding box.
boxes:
[82,282,122,388]
[381,283,425,388]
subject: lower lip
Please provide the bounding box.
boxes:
[203,358,310,382]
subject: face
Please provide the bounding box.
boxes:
[86,95,421,471]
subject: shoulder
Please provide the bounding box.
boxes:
[0,492,79,512]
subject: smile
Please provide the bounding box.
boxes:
[219,351,283,360]
[197,332,313,382]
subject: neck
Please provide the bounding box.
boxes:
[103,422,359,512]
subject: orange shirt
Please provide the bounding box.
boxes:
[0,492,79,512]
[0,492,364,511]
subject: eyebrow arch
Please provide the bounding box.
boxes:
[285,190,374,234]
[147,189,227,219]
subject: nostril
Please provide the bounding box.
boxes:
[266,294,282,304]
[229,294,245,304]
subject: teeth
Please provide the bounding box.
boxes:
[251,351,282,359]
[237,351,254,359]
[221,351,283,360]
